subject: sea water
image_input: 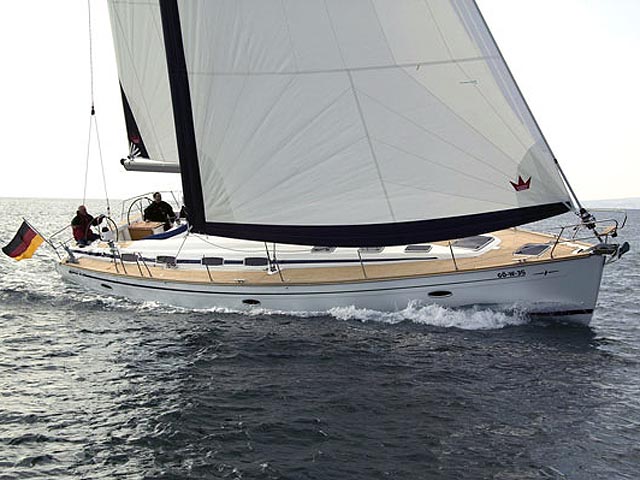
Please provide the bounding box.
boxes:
[0,198,638,479]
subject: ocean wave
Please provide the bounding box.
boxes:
[148,301,529,331]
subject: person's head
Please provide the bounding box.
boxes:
[153,192,162,203]
[78,205,87,215]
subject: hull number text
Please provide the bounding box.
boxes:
[497,269,526,279]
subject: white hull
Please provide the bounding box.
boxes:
[58,253,605,325]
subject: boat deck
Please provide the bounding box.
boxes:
[63,229,591,286]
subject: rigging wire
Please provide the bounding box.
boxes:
[82,0,111,216]
[87,0,95,107]
[174,228,191,260]
[94,114,111,216]
[82,115,92,205]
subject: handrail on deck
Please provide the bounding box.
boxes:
[549,212,627,259]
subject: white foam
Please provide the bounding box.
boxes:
[328,302,529,330]
[75,297,529,330]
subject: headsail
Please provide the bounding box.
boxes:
[108,0,573,246]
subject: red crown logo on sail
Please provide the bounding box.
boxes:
[510,176,531,191]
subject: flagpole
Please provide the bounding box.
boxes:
[22,218,63,261]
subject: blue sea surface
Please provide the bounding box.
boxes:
[0,199,638,479]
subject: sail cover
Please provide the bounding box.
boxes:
[109,0,573,246]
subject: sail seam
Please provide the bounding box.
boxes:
[368,0,398,66]
[425,0,532,157]
[220,75,298,189]
[395,66,520,170]
[232,136,370,214]
[373,138,513,193]
[346,71,396,221]
[384,180,515,207]
[223,87,355,203]
[279,0,301,72]
[356,89,515,180]
[210,74,249,171]
[320,0,395,221]
[455,3,532,130]
[184,56,497,77]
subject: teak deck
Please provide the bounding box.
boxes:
[64,229,590,286]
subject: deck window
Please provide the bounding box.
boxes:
[201,257,224,266]
[311,246,336,253]
[514,243,550,256]
[244,257,269,267]
[404,244,433,253]
[358,247,384,254]
[156,255,177,266]
[452,236,494,250]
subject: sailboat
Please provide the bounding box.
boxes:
[51,0,628,325]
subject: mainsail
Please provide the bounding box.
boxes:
[108,0,573,246]
[109,1,180,172]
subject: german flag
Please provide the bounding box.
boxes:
[2,221,44,261]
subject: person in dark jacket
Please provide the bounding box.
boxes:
[144,192,176,230]
[71,205,103,245]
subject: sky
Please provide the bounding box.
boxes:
[0,0,638,202]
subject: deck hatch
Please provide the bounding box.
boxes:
[404,244,433,253]
[244,257,269,267]
[311,246,336,254]
[452,235,494,250]
[514,243,551,256]
[120,253,139,262]
[156,255,177,266]
[358,247,384,254]
[201,256,224,266]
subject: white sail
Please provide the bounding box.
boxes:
[108,0,573,245]
[108,0,179,170]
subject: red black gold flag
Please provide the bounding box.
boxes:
[2,221,44,261]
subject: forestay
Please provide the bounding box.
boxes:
[108,0,573,246]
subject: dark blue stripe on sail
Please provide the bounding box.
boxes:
[194,203,570,247]
[120,84,150,159]
[158,0,206,233]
